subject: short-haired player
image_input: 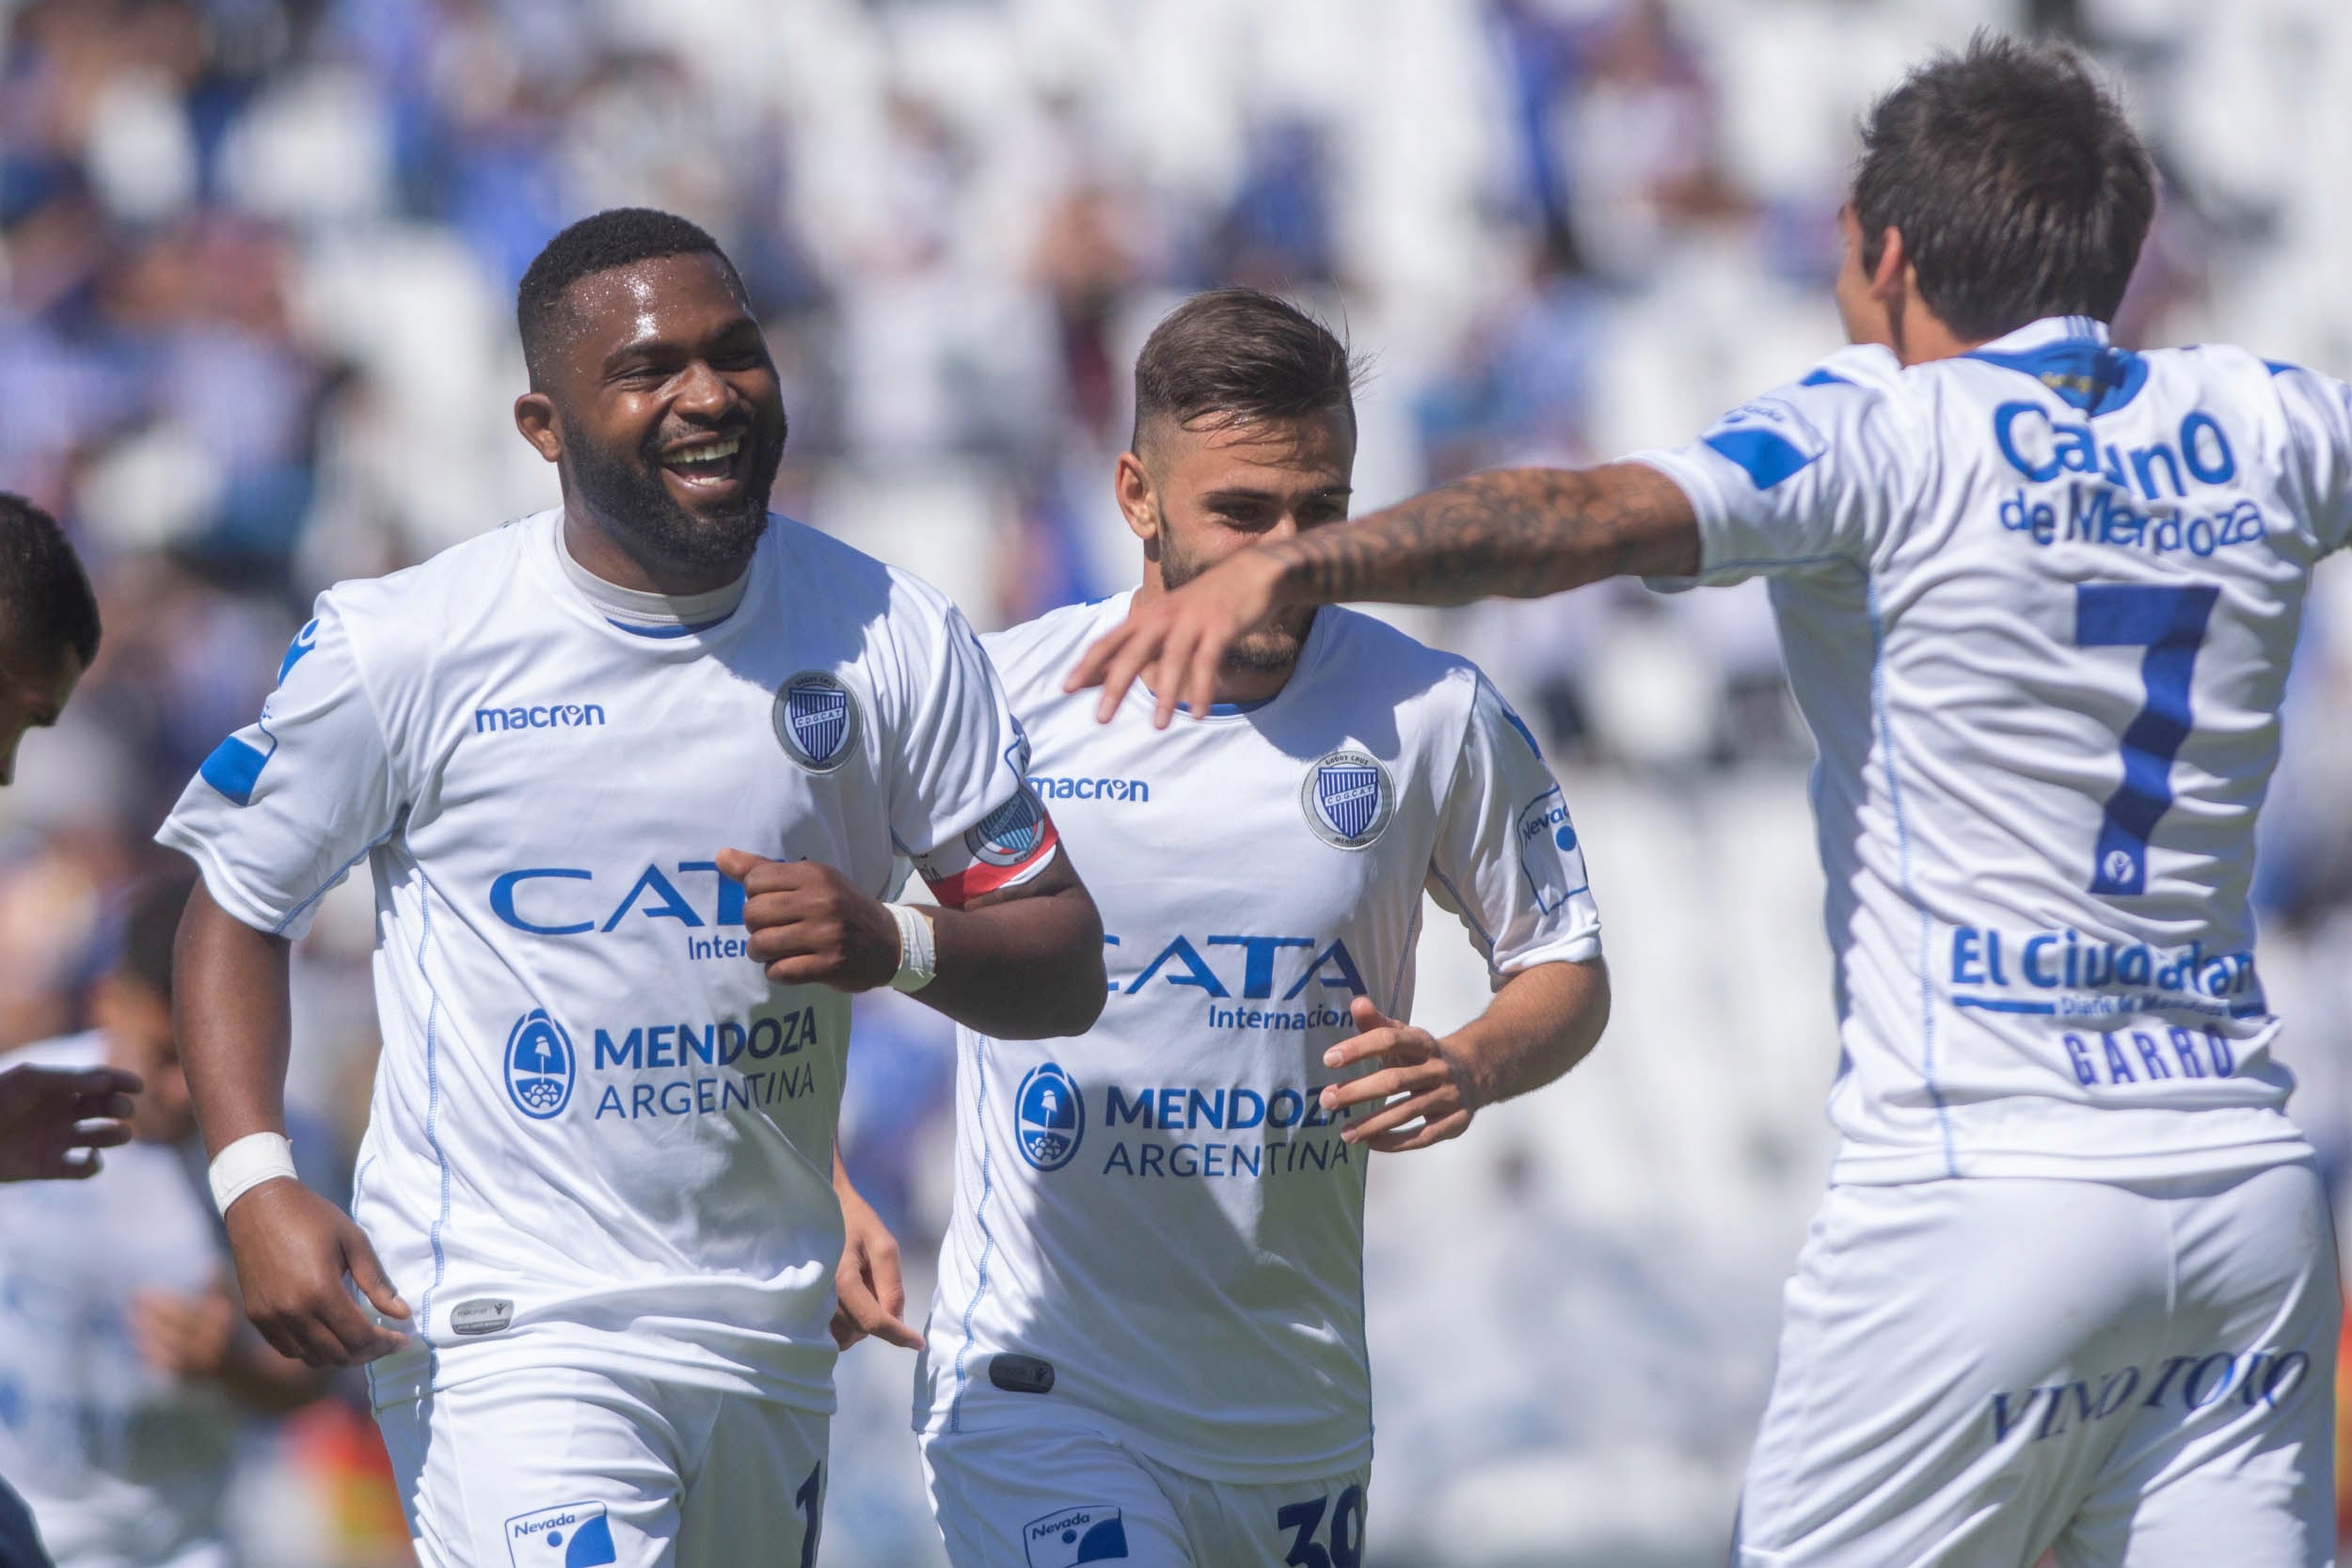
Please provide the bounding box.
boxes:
[908,288,1611,1566]
[1077,37,2342,1568]
[159,208,1105,1568]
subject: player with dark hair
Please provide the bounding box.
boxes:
[158,207,1104,1566]
[1076,38,2342,1568]
[0,491,137,1568]
[908,288,1611,1565]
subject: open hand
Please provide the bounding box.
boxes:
[1317,996,1478,1152]
[1064,548,1285,727]
[0,1063,141,1181]
[715,850,900,990]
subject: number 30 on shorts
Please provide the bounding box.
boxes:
[1274,1484,1364,1568]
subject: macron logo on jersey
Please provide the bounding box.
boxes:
[1031,775,1149,803]
[475,702,607,734]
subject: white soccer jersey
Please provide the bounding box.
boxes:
[157,509,1049,1412]
[914,594,1603,1483]
[0,1034,238,1568]
[1634,315,2352,1183]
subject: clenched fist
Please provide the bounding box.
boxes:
[714,849,902,990]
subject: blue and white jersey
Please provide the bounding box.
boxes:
[157,509,1041,1411]
[914,593,1603,1482]
[1634,316,2352,1183]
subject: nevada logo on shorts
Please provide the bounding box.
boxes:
[1024,1503,1128,1567]
[1301,750,1394,849]
[773,671,860,773]
[505,1501,615,1568]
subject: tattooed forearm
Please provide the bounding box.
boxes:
[1259,462,1701,610]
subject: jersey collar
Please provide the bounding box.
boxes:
[1964,315,2143,415]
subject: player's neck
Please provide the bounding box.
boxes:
[560,507,750,598]
[1884,301,1992,368]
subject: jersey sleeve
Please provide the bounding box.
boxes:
[2267,361,2352,555]
[1629,348,1922,587]
[1426,674,1603,979]
[885,594,1060,908]
[152,601,405,940]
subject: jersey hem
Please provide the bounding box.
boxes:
[1828,1130,2316,1185]
[914,1389,1374,1488]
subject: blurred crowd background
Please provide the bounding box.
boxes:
[1,0,2347,1563]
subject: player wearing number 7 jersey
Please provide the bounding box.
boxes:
[1073,36,2342,1568]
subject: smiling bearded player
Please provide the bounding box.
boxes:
[905,289,1612,1568]
[156,208,1105,1568]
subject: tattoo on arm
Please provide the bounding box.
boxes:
[1265,463,1701,609]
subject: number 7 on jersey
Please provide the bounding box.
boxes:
[2074,582,2219,898]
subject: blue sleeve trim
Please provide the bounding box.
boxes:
[1799,369,1851,388]
[1702,428,1819,490]
[199,735,272,806]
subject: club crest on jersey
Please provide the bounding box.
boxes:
[1015,1062,1083,1171]
[504,1500,615,1568]
[504,1008,575,1119]
[967,786,1048,867]
[1301,750,1394,850]
[1024,1504,1127,1567]
[772,671,860,772]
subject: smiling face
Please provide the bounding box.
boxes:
[514,251,787,587]
[1120,408,1355,685]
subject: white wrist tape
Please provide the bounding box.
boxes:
[208,1132,297,1217]
[884,901,937,992]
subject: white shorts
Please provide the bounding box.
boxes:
[921,1417,1370,1568]
[374,1366,828,1568]
[1736,1163,2341,1568]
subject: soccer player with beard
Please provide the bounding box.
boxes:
[1076,40,2344,1568]
[157,209,1105,1568]
[911,290,1612,1566]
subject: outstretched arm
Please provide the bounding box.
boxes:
[1069,462,1700,725]
[1317,958,1610,1152]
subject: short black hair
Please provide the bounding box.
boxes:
[1852,34,2155,341]
[516,208,740,388]
[0,493,100,672]
[114,871,195,1004]
[1132,289,1358,452]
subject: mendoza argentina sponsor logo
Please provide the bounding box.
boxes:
[504,1500,616,1568]
[773,670,861,772]
[1301,750,1393,850]
[504,1008,575,1119]
[1024,1504,1128,1568]
[1014,1062,1083,1171]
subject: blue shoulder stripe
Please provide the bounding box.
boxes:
[1799,368,1850,388]
[1703,428,1817,490]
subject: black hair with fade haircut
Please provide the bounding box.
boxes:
[0,493,100,672]
[1131,288,1359,454]
[1852,33,2155,342]
[516,208,741,388]
[114,870,196,1004]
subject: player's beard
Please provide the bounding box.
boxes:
[565,422,781,580]
[1156,510,1314,675]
